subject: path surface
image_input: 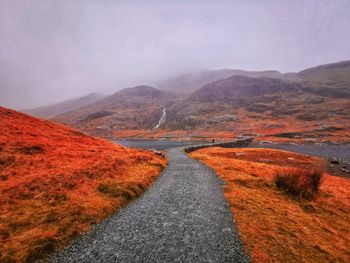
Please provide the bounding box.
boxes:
[51,148,248,263]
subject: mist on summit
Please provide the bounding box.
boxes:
[0,0,349,109]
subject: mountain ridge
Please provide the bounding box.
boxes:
[53,74,350,142]
[23,93,106,118]
[158,60,350,94]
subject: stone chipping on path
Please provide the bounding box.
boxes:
[51,147,248,263]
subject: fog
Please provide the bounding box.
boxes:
[1,0,349,109]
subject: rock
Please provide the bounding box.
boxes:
[208,115,239,124]
[150,149,166,158]
[341,168,350,173]
[260,140,275,144]
[303,138,317,142]
[96,125,110,131]
[287,157,295,160]
[241,133,257,137]
[329,157,340,165]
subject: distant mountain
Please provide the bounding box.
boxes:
[163,75,350,134]
[22,93,106,118]
[52,60,350,140]
[53,86,179,135]
[158,69,298,94]
[187,75,301,103]
[165,76,303,129]
[158,60,350,95]
[298,60,350,88]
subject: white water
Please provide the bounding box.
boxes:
[154,108,166,129]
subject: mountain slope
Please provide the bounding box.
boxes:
[52,60,350,142]
[297,60,350,101]
[53,86,179,135]
[0,106,166,262]
[165,75,304,129]
[187,75,302,103]
[298,60,350,88]
[23,93,106,118]
[163,75,350,141]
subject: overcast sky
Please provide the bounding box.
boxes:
[1,0,350,109]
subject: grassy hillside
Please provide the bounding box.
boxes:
[0,106,166,262]
[190,147,350,262]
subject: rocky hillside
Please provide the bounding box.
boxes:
[163,75,350,133]
[23,93,105,118]
[52,60,350,142]
[299,60,350,87]
[53,86,179,135]
[52,75,350,142]
[298,60,350,98]
[187,76,301,103]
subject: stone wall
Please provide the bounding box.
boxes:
[184,137,254,153]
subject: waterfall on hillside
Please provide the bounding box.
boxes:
[153,108,166,129]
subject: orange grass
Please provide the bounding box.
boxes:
[0,107,166,262]
[109,101,350,143]
[190,147,350,262]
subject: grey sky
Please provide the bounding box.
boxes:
[1,0,349,109]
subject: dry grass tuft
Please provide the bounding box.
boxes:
[97,181,145,202]
[18,145,45,154]
[275,168,323,200]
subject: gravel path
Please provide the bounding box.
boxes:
[51,148,248,263]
